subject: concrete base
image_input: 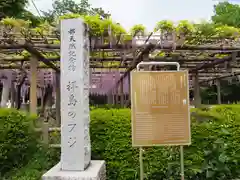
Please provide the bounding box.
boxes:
[42,160,106,180]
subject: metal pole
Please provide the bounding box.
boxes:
[180,146,184,180]
[136,61,180,71]
[139,147,144,180]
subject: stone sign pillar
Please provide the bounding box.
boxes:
[42,18,106,180]
[60,17,91,171]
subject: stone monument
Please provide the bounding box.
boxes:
[42,18,106,180]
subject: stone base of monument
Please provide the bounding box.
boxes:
[42,160,106,180]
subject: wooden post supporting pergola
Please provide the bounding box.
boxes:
[29,56,38,115]
[216,79,221,104]
[55,72,61,126]
[193,71,201,108]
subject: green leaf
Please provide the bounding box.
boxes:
[206,170,215,178]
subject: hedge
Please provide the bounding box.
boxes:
[0,108,38,176]
[2,105,240,179]
[90,105,240,180]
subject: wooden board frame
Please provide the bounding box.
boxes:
[131,71,191,147]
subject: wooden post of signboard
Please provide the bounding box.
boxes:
[131,62,190,180]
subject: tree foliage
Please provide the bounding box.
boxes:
[53,0,91,15]
[0,0,28,19]
[212,2,240,27]
[18,10,41,27]
[0,0,41,27]
[42,0,111,23]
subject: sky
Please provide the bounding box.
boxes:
[28,0,240,31]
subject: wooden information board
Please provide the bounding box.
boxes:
[131,71,191,147]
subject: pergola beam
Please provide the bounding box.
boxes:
[1,38,240,91]
[199,71,240,84]
[2,43,240,51]
[0,65,130,69]
[2,56,240,62]
[24,43,60,73]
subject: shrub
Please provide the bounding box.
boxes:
[0,108,38,175]
[91,109,139,179]
[5,105,240,180]
[90,106,240,180]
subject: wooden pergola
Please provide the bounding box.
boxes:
[1,24,240,124]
